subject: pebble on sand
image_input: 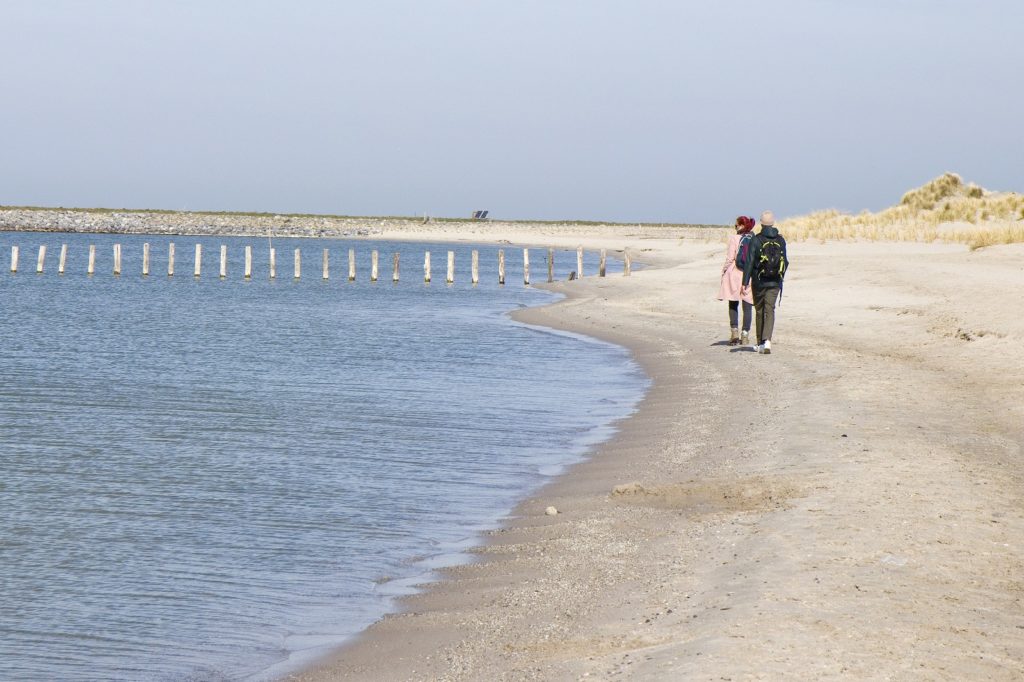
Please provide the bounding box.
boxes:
[545,506,558,516]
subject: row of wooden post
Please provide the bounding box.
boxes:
[7,244,632,282]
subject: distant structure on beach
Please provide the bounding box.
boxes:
[471,210,489,220]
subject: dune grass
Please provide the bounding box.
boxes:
[781,173,1024,250]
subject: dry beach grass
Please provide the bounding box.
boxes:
[784,173,1024,249]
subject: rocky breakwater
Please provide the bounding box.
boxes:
[0,207,723,245]
[0,207,405,238]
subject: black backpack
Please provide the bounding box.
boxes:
[757,239,786,281]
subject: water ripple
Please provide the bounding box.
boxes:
[0,232,644,680]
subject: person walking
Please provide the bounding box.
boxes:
[717,215,755,345]
[741,210,789,354]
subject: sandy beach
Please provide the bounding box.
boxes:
[280,223,1023,681]
[4,1,1019,677]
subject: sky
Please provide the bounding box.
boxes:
[2,0,1022,224]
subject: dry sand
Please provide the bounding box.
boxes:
[287,224,1024,681]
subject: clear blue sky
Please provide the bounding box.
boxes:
[2,0,1021,223]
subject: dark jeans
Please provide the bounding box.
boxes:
[727,300,752,331]
[753,287,780,343]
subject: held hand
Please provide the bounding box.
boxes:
[740,285,748,297]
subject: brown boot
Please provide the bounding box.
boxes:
[729,327,740,345]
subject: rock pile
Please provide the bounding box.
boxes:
[0,207,402,238]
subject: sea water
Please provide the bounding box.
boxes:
[0,232,645,681]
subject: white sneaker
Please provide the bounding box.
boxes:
[752,343,762,353]
[763,340,772,355]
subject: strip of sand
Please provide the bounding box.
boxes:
[287,227,1024,681]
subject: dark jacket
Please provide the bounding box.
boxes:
[742,225,789,289]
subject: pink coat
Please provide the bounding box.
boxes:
[717,232,753,303]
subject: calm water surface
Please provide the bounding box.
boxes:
[0,232,645,681]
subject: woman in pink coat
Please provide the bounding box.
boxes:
[718,215,755,345]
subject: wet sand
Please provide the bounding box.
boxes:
[287,227,1024,680]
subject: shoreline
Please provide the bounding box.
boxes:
[252,296,651,682]
[0,226,655,681]
[281,262,681,682]
[285,232,1024,680]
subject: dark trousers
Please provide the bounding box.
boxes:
[753,287,780,343]
[728,300,752,331]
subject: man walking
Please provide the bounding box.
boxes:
[740,210,789,354]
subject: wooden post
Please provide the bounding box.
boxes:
[88,245,95,275]
[576,246,584,279]
[523,248,530,285]
[10,246,18,273]
[392,252,400,282]
[220,245,227,279]
[371,250,379,282]
[142,243,150,276]
[424,251,431,283]
[323,249,330,280]
[498,249,505,285]
[446,250,454,283]
[269,248,277,279]
[471,250,479,285]
[599,249,607,277]
[348,249,356,281]
[59,244,67,275]
[244,246,252,279]
[168,242,175,277]
[113,244,122,275]
[624,248,632,277]
[36,245,46,273]
[547,248,554,282]
[194,244,202,278]
[294,248,301,279]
